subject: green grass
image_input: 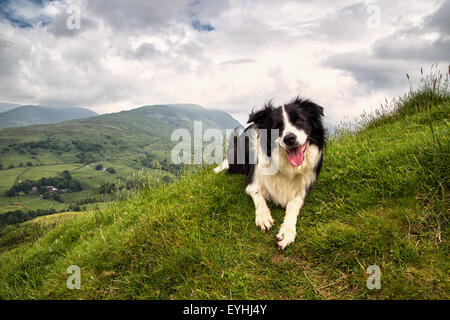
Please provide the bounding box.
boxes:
[0,211,92,253]
[0,71,448,299]
[0,167,28,193]
[23,211,91,226]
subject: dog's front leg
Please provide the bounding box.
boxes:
[247,187,274,232]
[276,195,304,249]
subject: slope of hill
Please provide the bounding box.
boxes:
[0,72,447,299]
[0,105,98,129]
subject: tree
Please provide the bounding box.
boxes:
[5,189,16,197]
[38,185,47,195]
[69,180,82,192]
[98,182,116,194]
[61,170,72,180]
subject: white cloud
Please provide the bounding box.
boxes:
[0,0,448,125]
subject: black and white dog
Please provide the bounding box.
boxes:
[214,97,325,249]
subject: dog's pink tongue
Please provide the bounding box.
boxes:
[287,146,304,167]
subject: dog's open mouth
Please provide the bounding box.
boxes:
[286,142,307,167]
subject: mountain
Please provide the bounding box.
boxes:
[0,105,98,129]
[0,103,242,167]
[162,104,243,129]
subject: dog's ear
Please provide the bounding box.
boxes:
[294,97,324,117]
[247,103,274,126]
[312,103,324,117]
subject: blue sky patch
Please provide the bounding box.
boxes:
[0,0,53,28]
[191,19,214,32]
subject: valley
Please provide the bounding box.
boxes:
[0,103,241,219]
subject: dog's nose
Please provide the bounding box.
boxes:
[283,133,296,146]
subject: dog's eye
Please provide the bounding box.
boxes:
[295,119,303,126]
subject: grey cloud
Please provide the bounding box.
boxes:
[45,12,97,37]
[425,0,450,34]
[86,0,186,32]
[0,38,18,78]
[85,0,230,35]
[373,34,450,61]
[0,36,35,101]
[218,17,292,50]
[372,0,450,61]
[134,42,160,60]
[131,41,211,71]
[188,0,230,21]
[324,52,408,90]
[309,2,376,42]
[324,0,450,92]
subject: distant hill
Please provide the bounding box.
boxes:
[0,106,98,129]
[0,103,241,168]
[161,104,242,129]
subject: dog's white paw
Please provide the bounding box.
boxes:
[276,223,296,249]
[255,207,274,232]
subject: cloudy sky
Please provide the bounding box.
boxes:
[0,0,448,124]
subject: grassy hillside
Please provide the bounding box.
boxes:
[0,211,94,254]
[0,105,98,129]
[0,73,448,299]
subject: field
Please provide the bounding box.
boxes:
[0,71,448,299]
[19,164,83,180]
[0,167,29,193]
[0,156,175,213]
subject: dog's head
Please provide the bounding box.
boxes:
[247,97,325,167]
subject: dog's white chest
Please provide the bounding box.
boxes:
[259,173,304,207]
[254,145,321,207]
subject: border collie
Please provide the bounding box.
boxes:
[214,97,325,249]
